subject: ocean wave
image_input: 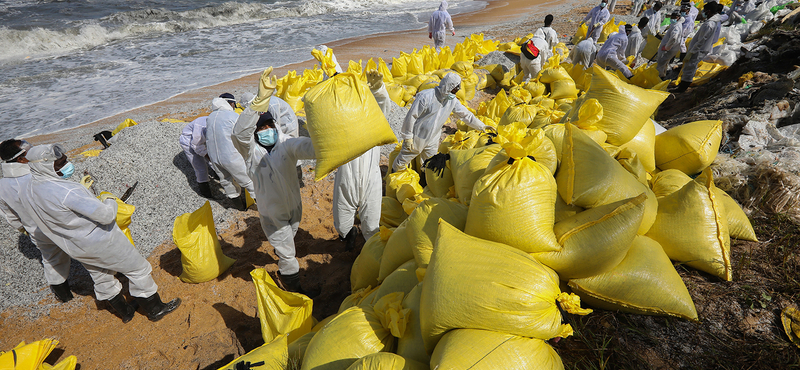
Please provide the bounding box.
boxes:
[0,0,415,62]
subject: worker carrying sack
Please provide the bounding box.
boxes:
[172,201,235,284]
[303,72,398,181]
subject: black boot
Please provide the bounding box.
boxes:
[50,281,73,303]
[277,271,320,298]
[137,293,181,322]
[107,293,137,323]
[198,182,212,198]
[342,228,358,252]
[675,80,692,93]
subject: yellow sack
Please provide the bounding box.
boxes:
[374,260,419,302]
[111,118,138,136]
[482,90,513,122]
[716,189,757,242]
[465,155,560,253]
[339,286,380,313]
[567,67,668,145]
[312,48,340,77]
[566,97,603,131]
[571,23,588,45]
[539,66,572,83]
[569,235,699,320]
[641,34,661,60]
[420,221,591,352]
[629,64,663,89]
[80,149,102,157]
[677,61,727,86]
[650,169,693,198]
[498,103,538,127]
[352,227,393,291]
[438,46,455,69]
[543,123,566,164]
[430,329,564,370]
[345,353,427,370]
[385,167,422,203]
[380,196,408,229]
[616,148,649,185]
[217,335,288,370]
[0,339,58,370]
[524,81,547,97]
[654,120,723,175]
[402,74,438,90]
[289,332,316,367]
[646,170,732,280]
[302,293,409,370]
[449,144,503,205]
[304,72,398,181]
[391,56,407,78]
[550,79,579,100]
[424,162,454,198]
[251,269,314,344]
[619,119,657,173]
[173,201,236,284]
[489,125,558,174]
[404,198,468,269]
[555,193,584,222]
[597,18,622,43]
[378,219,413,282]
[397,284,429,365]
[98,192,136,246]
[534,195,645,279]
[406,52,424,76]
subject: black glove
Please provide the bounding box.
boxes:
[422,153,450,177]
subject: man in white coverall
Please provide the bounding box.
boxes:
[642,1,664,37]
[21,144,180,323]
[179,107,212,198]
[679,1,700,56]
[520,36,551,82]
[232,68,316,295]
[534,14,560,50]
[572,39,598,69]
[596,25,634,78]
[677,2,728,92]
[428,1,455,51]
[0,139,72,303]
[656,12,685,79]
[625,17,649,59]
[631,0,646,16]
[333,70,392,250]
[392,72,493,172]
[206,94,254,210]
[582,0,611,43]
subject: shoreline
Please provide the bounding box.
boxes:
[24,0,583,152]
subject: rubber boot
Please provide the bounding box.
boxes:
[50,281,73,303]
[342,228,358,252]
[278,272,320,298]
[107,293,138,323]
[675,80,692,93]
[198,182,212,198]
[137,293,181,322]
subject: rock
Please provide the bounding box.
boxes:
[474,50,519,73]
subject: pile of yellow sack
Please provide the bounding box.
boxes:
[0,339,77,370]
[217,35,757,370]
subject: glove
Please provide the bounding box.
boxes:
[18,227,27,236]
[422,153,450,177]
[661,46,667,51]
[483,125,498,136]
[402,139,414,152]
[99,193,118,203]
[452,31,455,36]
[366,69,384,90]
[250,67,277,112]
[429,32,432,39]
[80,175,94,190]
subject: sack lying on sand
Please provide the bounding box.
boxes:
[430,329,564,370]
[173,201,235,284]
[218,335,288,370]
[569,235,699,320]
[655,120,723,175]
[251,269,314,344]
[304,72,398,181]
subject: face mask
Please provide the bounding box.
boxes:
[257,128,277,146]
[59,162,75,179]
[445,93,457,101]
[681,11,687,16]
[600,2,607,7]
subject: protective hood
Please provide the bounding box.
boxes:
[212,97,234,112]
[0,162,30,178]
[26,144,68,181]
[618,24,627,34]
[315,45,329,54]
[239,92,256,109]
[434,72,461,101]
[438,1,448,11]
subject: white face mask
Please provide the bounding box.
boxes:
[445,93,457,101]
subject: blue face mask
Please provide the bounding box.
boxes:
[445,93,457,101]
[681,11,687,16]
[59,162,75,179]
[257,128,277,146]
[600,2,607,7]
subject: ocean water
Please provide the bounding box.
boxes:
[0,0,484,138]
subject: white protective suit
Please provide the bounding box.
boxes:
[268,96,299,138]
[428,1,455,50]
[179,116,210,183]
[572,39,598,69]
[21,145,157,301]
[393,73,488,171]
[314,45,343,79]
[206,97,255,198]
[682,13,728,83]
[333,84,392,241]
[231,104,316,276]
[680,6,699,52]
[534,26,560,50]
[520,37,552,82]
[643,7,665,37]
[656,18,685,78]
[583,4,611,42]
[0,162,70,285]
[631,0,646,16]
[596,25,633,78]
[608,0,618,12]
[625,25,646,58]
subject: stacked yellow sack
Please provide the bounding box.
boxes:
[218,335,288,370]
[0,339,77,370]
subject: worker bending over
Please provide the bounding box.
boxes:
[626,17,649,60]
[596,25,633,78]
[656,12,685,79]
[520,35,551,82]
